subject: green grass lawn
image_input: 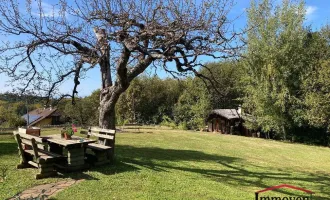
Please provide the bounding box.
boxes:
[1,127,330,199]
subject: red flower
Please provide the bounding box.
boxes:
[72,124,78,132]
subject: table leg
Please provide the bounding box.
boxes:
[48,143,63,155]
[67,148,85,168]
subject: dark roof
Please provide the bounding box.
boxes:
[209,109,240,120]
[22,108,58,126]
[22,114,42,125]
[50,109,61,117]
[207,109,256,122]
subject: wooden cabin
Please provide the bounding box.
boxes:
[206,109,258,137]
[22,107,61,127]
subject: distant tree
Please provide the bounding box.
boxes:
[200,61,243,109]
[174,77,211,130]
[0,0,242,129]
[0,100,26,127]
[242,0,309,139]
[84,89,101,125]
[116,60,243,129]
[301,28,330,131]
[173,61,243,130]
[60,90,100,126]
[303,63,330,132]
[116,76,182,124]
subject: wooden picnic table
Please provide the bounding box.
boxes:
[42,134,96,171]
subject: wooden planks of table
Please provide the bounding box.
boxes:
[44,134,96,171]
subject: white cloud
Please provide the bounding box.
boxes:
[306,5,317,16]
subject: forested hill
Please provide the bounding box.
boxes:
[0,93,46,103]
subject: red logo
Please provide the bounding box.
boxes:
[255,184,314,200]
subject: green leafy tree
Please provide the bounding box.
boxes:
[0,101,26,128]
[174,77,211,130]
[243,0,309,139]
[200,61,244,109]
[116,76,182,124]
[60,90,100,126]
[303,60,330,131]
[0,0,241,129]
[173,61,243,130]
[300,26,330,132]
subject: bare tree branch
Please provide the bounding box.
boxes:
[0,0,244,128]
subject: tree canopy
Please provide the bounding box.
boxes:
[242,0,330,140]
[0,0,242,128]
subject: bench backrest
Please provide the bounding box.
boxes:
[18,127,41,136]
[88,127,116,147]
[13,132,46,160]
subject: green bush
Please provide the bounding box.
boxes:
[177,122,188,130]
[160,116,177,129]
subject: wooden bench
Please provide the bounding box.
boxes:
[85,127,116,166]
[13,131,64,179]
[18,127,41,137]
[15,127,40,150]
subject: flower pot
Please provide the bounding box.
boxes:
[64,133,72,140]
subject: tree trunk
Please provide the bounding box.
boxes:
[94,28,118,129]
[98,87,127,129]
[282,126,287,141]
[99,101,116,129]
[94,28,140,129]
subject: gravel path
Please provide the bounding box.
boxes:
[10,179,84,200]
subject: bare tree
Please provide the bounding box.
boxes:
[0,0,243,129]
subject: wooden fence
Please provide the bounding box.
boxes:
[0,125,77,134]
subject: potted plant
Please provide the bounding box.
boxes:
[61,126,74,140]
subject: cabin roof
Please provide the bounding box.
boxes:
[207,109,256,122]
[209,109,240,120]
[22,107,58,126]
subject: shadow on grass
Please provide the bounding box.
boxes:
[3,140,329,199]
[93,145,239,176]
[117,145,238,162]
[59,171,100,181]
[96,145,330,200]
[0,142,17,156]
[0,132,14,135]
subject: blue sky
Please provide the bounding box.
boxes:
[0,0,329,97]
